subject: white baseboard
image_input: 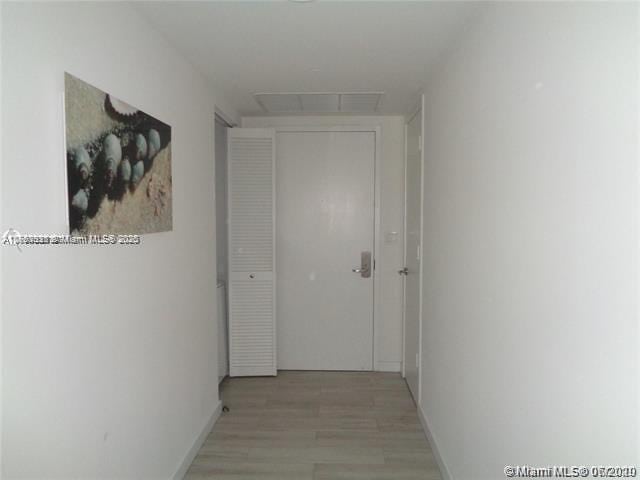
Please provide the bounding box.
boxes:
[375,361,402,372]
[417,404,453,480]
[172,400,222,480]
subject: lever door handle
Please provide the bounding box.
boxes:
[353,251,372,278]
[398,267,409,275]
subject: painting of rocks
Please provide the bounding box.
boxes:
[65,73,172,234]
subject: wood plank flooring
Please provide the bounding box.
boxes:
[185,371,442,480]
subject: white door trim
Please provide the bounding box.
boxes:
[401,121,408,380]
[402,98,425,401]
[418,96,425,403]
[274,126,382,371]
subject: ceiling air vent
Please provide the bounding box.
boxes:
[254,92,383,114]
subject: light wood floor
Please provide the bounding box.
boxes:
[185,371,442,480]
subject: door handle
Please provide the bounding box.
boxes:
[398,267,409,275]
[353,251,372,278]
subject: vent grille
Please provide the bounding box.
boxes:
[254,92,383,114]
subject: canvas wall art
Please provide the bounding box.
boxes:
[65,73,172,234]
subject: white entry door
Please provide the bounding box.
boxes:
[277,130,375,371]
[403,108,422,401]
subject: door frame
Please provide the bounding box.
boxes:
[402,97,425,401]
[214,113,233,383]
[273,126,382,370]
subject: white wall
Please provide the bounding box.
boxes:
[242,116,406,372]
[419,3,638,479]
[2,3,224,478]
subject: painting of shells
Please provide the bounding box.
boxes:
[64,73,172,234]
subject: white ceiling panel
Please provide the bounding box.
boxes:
[134,1,484,116]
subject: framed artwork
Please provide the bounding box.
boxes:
[65,73,172,234]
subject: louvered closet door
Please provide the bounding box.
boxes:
[227,128,276,377]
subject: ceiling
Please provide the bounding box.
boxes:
[135,1,482,117]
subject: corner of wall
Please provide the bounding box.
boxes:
[215,99,240,127]
[417,404,453,480]
[172,400,222,480]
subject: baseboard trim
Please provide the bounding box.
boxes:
[417,404,453,480]
[230,365,277,377]
[172,400,222,480]
[375,361,402,372]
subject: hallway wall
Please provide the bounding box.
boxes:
[418,3,638,479]
[242,116,406,372]
[1,3,228,478]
